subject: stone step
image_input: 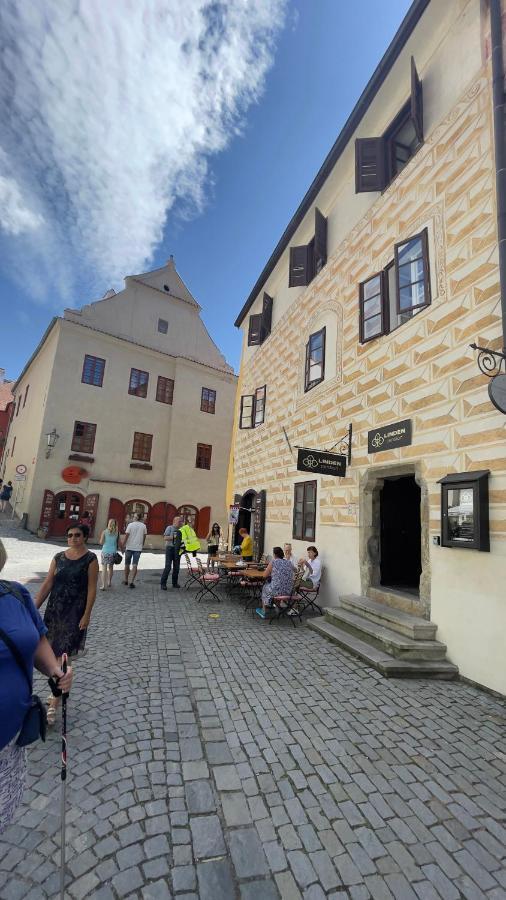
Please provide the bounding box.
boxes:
[324,606,447,661]
[340,593,437,640]
[307,618,459,680]
[368,585,422,615]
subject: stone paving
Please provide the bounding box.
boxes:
[0,518,506,899]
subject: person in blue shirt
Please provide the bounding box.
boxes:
[0,539,73,834]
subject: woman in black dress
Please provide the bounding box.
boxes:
[35,523,98,723]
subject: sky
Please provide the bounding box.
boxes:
[0,0,413,381]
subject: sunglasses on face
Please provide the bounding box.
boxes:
[67,532,83,538]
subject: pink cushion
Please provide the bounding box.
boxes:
[202,574,220,582]
[274,595,291,601]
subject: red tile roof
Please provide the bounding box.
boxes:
[0,381,14,411]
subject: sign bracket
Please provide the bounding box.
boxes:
[294,423,353,466]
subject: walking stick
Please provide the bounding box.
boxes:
[60,653,69,900]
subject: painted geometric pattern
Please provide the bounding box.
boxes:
[233,71,506,543]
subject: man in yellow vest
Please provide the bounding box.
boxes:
[179,521,201,557]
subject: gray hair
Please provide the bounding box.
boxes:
[0,539,6,574]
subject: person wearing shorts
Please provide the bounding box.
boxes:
[122,514,147,589]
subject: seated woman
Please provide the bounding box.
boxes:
[256,547,295,619]
[283,543,298,570]
[298,546,321,588]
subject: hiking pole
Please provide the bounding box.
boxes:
[60,653,69,900]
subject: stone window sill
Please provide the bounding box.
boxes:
[130,462,153,470]
[69,453,94,463]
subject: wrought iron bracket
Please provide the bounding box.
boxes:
[469,343,506,378]
[293,423,353,466]
[328,422,353,465]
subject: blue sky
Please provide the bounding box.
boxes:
[0,0,412,380]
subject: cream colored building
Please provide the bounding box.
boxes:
[232,0,506,694]
[3,259,237,547]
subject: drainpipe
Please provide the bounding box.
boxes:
[490,0,506,354]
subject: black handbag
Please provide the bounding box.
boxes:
[0,582,47,747]
[113,552,122,565]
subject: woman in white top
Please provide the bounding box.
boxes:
[283,543,298,570]
[298,546,321,588]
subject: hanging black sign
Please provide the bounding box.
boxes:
[297,448,347,477]
[368,419,412,453]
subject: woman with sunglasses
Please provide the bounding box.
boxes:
[35,523,98,724]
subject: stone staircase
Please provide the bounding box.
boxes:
[307,592,459,679]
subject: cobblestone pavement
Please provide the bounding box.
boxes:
[1,519,506,899]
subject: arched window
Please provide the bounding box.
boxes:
[124,499,151,525]
[178,504,199,531]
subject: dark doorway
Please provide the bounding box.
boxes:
[380,475,421,592]
[235,491,255,547]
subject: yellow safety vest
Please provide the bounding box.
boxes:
[179,523,201,554]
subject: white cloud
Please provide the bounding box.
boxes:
[0,0,287,301]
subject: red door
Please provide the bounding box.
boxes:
[51,491,83,537]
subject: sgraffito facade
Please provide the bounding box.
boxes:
[232,0,506,694]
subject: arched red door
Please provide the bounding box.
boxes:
[51,491,83,537]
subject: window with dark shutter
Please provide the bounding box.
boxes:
[293,481,317,541]
[355,59,423,193]
[411,57,423,143]
[254,386,266,426]
[239,394,255,429]
[248,314,263,346]
[304,328,326,392]
[314,208,327,274]
[261,293,273,340]
[128,368,149,398]
[355,137,386,193]
[359,273,386,342]
[196,443,212,470]
[158,318,168,334]
[132,431,153,461]
[23,385,29,408]
[289,244,313,287]
[72,421,96,454]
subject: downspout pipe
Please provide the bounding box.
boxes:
[490,0,506,354]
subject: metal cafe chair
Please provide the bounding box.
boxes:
[295,569,323,617]
[269,570,305,628]
[195,557,221,603]
[183,553,200,591]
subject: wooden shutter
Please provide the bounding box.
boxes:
[355,138,386,193]
[83,493,99,537]
[148,501,167,534]
[314,208,327,274]
[108,497,125,533]
[289,245,312,287]
[197,506,211,538]
[248,314,262,346]
[239,394,255,429]
[251,490,266,561]
[39,489,55,530]
[166,503,177,525]
[261,293,273,340]
[410,57,423,143]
